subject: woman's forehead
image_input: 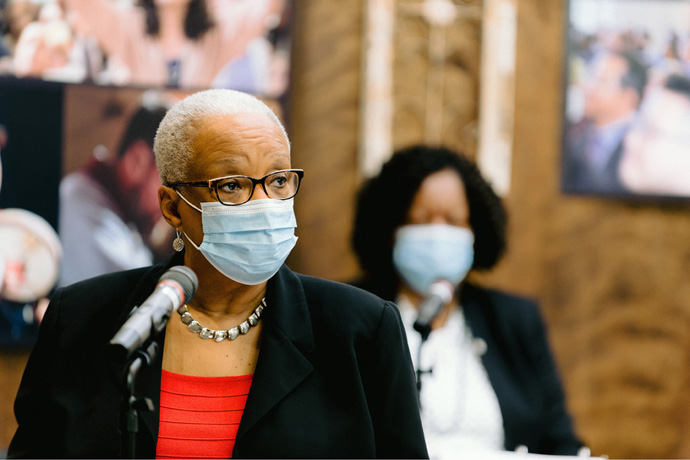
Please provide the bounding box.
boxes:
[193,113,287,145]
[188,114,290,176]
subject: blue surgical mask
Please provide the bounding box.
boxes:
[179,195,298,285]
[392,224,474,296]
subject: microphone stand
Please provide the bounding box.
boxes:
[412,281,454,406]
[414,326,432,408]
[119,340,158,459]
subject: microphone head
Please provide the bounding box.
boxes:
[413,280,455,340]
[427,280,454,303]
[160,265,198,302]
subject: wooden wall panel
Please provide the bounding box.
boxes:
[0,351,28,451]
[286,0,363,282]
[392,0,482,156]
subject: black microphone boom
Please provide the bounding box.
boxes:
[413,280,454,340]
[110,266,198,362]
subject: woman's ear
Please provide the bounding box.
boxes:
[158,186,182,229]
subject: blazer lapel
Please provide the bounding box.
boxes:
[236,265,315,439]
[461,286,503,381]
[461,284,537,451]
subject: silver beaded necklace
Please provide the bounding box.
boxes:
[177,297,266,342]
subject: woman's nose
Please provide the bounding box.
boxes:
[429,215,450,225]
[250,183,270,201]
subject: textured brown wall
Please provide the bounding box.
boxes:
[0,351,28,451]
[392,0,482,155]
[286,0,363,282]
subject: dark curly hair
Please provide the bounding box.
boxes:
[351,145,507,300]
[139,0,213,40]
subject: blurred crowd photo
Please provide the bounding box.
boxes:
[563,0,690,199]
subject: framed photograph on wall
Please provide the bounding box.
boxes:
[0,0,294,348]
[0,0,293,95]
[561,0,690,199]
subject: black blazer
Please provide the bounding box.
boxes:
[8,253,428,459]
[460,283,583,455]
[355,278,583,456]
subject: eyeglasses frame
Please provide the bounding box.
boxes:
[171,169,304,206]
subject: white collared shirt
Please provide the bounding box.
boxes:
[397,295,505,458]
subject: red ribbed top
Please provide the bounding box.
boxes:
[156,369,253,459]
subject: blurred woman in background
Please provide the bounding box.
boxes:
[351,145,584,457]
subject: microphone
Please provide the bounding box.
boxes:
[413,280,454,340]
[110,266,198,362]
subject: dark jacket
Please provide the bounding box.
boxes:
[460,283,582,455]
[561,119,630,196]
[8,253,428,459]
[356,278,583,456]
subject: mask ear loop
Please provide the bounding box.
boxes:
[173,190,203,252]
[172,190,203,252]
[175,190,203,212]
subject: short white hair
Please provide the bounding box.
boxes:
[154,89,290,185]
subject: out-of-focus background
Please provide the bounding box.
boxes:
[2,1,690,458]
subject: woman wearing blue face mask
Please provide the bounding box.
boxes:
[8,90,428,459]
[351,146,584,458]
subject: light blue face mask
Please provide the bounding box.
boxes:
[392,224,474,296]
[179,195,298,285]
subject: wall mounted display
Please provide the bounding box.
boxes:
[1,0,292,95]
[0,0,293,348]
[562,0,690,199]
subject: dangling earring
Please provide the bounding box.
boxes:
[173,229,185,252]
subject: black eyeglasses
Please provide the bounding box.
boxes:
[171,169,304,206]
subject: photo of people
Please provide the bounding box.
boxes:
[562,0,690,199]
[0,0,292,348]
[0,0,292,95]
[58,85,188,286]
